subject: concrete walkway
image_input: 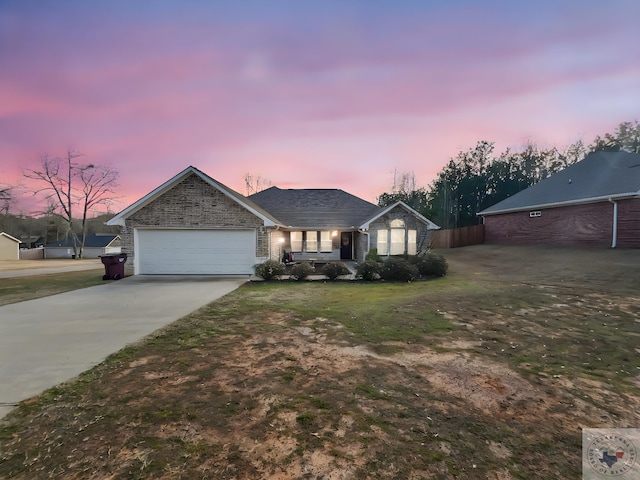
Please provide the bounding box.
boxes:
[0,275,246,419]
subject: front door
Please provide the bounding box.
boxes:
[340,232,353,260]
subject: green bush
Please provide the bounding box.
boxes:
[253,260,285,281]
[415,251,448,277]
[321,262,351,280]
[289,262,315,281]
[356,259,382,281]
[380,257,419,282]
[365,248,381,262]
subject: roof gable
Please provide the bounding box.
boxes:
[249,187,381,229]
[0,232,20,243]
[360,201,440,230]
[107,166,280,227]
[480,151,640,215]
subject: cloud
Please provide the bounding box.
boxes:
[1,1,639,214]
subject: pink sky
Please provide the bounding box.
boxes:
[1,1,639,216]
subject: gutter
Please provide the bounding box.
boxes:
[479,191,639,217]
[609,198,618,249]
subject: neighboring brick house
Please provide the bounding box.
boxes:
[107,166,439,275]
[479,151,640,248]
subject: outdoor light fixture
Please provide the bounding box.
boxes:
[332,230,338,237]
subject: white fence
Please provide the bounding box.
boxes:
[19,247,45,260]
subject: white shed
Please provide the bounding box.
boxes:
[0,232,21,260]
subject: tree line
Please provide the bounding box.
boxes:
[378,120,640,228]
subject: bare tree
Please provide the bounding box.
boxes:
[243,172,272,196]
[77,164,118,256]
[0,184,12,215]
[391,169,416,195]
[22,149,119,258]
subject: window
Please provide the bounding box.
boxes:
[377,229,388,255]
[408,229,417,255]
[390,228,405,255]
[290,231,303,252]
[529,211,541,218]
[320,231,332,252]
[377,220,417,256]
[306,231,318,252]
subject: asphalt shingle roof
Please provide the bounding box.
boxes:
[249,187,382,229]
[479,151,640,215]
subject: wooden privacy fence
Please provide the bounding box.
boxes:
[429,225,485,249]
[19,247,45,260]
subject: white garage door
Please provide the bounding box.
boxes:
[136,229,256,275]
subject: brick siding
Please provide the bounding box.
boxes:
[484,199,640,248]
[616,198,640,248]
[121,173,268,273]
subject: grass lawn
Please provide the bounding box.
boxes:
[0,245,639,479]
[0,269,105,306]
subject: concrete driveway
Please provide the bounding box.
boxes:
[0,275,246,419]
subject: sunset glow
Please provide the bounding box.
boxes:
[1,1,639,214]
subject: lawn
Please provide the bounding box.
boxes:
[0,245,639,479]
[0,269,105,306]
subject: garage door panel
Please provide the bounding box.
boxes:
[137,229,255,275]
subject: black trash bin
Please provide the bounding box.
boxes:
[100,253,127,280]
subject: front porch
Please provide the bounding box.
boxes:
[270,229,365,264]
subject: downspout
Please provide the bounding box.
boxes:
[608,198,618,249]
[359,228,370,262]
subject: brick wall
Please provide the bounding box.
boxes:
[121,173,268,273]
[616,198,640,248]
[484,201,620,248]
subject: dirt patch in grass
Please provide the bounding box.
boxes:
[1,245,639,479]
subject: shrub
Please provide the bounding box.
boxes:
[253,260,285,281]
[321,262,351,280]
[289,262,315,281]
[365,248,381,262]
[380,257,419,282]
[415,251,448,277]
[356,259,382,281]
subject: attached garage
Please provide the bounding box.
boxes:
[136,229,256,275]
[106,167,280,276]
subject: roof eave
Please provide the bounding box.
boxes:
[0,232,21,243]
[106,166,281,227]
[359,201,440,230]
[479,191,640,216]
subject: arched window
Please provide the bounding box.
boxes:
[376,218,417,256]
[390,219,405,255]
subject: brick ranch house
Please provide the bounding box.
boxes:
[478,151,640,248]
[106,166,439,275]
